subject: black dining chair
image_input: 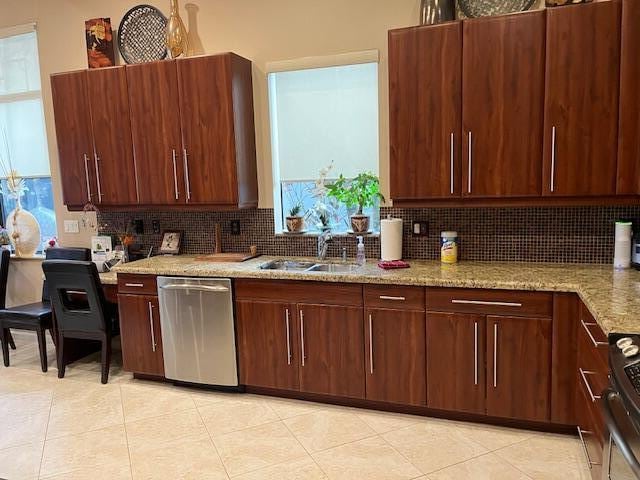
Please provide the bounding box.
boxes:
[0,247,90,372]
[0,248,15,351]
[42,260,118,384]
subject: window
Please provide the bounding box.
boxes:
[0,25,56,249]
[268,55,379,233]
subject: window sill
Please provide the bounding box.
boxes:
[275,232,380,238]
[9,253,45,261]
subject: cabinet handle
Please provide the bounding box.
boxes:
[148,301,156,353]
[379,295,405,301]
[94,153,103,202]
[368,313,374,375]
[124,283,144,288]
[450,132,454,194]
[579,368,601,403]
[577,427,601,468]
[183,148,191,201]
[83,154,92,202]
[581,320,608,348]
[493,322,498,388]
[172,149,179,200]
[300,310,305,367]
[451,299,522,308]
[474,321,478,386]
[550,126,556,193]
[467,131,472,194]
[285,308,291,366]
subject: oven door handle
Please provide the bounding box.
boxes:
[602,388,640,477]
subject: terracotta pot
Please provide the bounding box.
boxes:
[286,216,305,233]
[350,215,370,233]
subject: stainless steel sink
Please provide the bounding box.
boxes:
[259,260,317,271]
[306,263,360,273]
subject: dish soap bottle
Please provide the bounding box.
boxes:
[356,236,366,266]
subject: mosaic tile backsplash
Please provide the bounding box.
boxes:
[97,205,640,264]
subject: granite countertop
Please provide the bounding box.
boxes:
[99,271,118,285]
[114,255,640,335]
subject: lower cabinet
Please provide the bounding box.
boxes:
[365,307,426,406]
[118,294,164,376]
[235,300,299,390]
[426,312,486,414]
[298,304,365,398]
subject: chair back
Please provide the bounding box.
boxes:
[42,248,91,302]
[0,248,9,309]
[42,260,109,335]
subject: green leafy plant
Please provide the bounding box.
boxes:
[288,204,303,217]
[326,172,384,215]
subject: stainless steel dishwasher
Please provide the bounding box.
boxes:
[157,277,238,387]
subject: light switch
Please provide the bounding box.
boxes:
[64,220,80,233]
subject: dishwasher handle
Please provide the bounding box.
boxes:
[159,284,230,293]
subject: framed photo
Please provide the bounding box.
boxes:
[159,230,182,255]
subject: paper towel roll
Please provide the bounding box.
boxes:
[381,217,403,261]
[614,221,633,269]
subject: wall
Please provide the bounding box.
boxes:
[0,0,428,248]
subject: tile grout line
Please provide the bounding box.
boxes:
[36,389,54,479]
[119,384,135,480]
[279,416,329,479]
[194,402,232,480]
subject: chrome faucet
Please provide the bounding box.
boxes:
[317,230,333,260]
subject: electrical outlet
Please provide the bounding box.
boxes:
[63,220,79,234]
[152,220,161,234]
[230,220,241,235]
[412,221,428,236]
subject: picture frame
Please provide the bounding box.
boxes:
[159,230,182,255]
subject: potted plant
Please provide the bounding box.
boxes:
[326,172,385,233]
[285,204,305,233]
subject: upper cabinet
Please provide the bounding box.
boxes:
[51,53,258,210]
[462,11,545,198]
[389,0,639,205]
[617,0,640,195]
[388,22,462,200]
[543,0,621,196]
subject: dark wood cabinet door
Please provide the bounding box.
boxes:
[543,1,621,196]
[50,71,95,206]
[617,0,640,195]
[298,304,365,398]
[426,312,485,414]
[486,315,551,422]
[126,60,184,204]
[365,308,426,406]
[462,11,545,197]
[118,294,164,376]
[389,22,462,201]
[177,54,238,205]
[86,66,138,205]
[235,300,299,390]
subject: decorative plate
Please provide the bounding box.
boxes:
[117,4,168,64]
[457,0,536,18]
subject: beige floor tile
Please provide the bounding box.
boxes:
[233,456,327,480]
[121,383,196,422]
[46,382,124,439]
[40,424,130,478]
[382,419,489,474]
[198,396,279,436]
[283,409,376,453]
[313,435,422,480]
[261,396,327,420]
[129,434,228,480]
[0,367,56,395]
[213,421,307,477]
[41,463,133,479]
[494,433,591,480]
[190,389,250,407]
[0,390,51,450]
[428,452,532,480]
[452,422,538,451]
[125,409,208,449]
[0,442,43,480]
[354,409,422,434]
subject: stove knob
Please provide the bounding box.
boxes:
[622,344,640,358]
[617,337,634,350]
